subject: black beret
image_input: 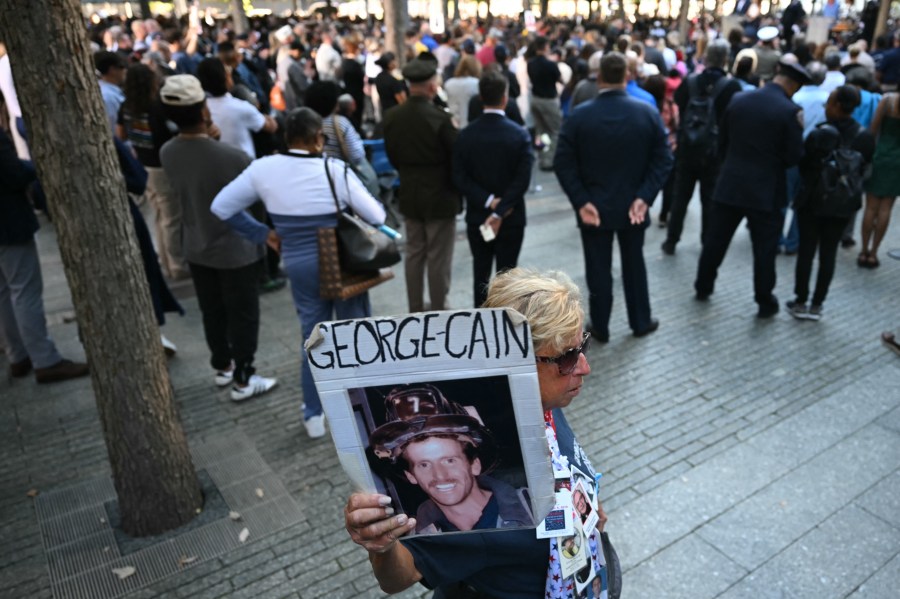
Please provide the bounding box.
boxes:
[401,53,438,83]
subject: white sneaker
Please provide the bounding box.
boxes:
[161,335,177,357]
[214,367,234,387]
[231,374,277,402]
[304,414,327,439]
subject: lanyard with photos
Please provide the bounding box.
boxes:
[539,411,607,598]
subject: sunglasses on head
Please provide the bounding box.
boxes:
[535,332,591,375]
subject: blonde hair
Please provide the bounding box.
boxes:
[482,268,584,354]
[454,55,483,79]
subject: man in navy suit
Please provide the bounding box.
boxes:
[453,70,534,307]
[555,52,673,342]
[694,61,809,318]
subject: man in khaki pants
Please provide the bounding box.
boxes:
[383,54,460,312]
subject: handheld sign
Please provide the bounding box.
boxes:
[305,308,555,537]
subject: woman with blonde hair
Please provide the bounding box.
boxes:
[344,268,615,598]
[445,54,482,128]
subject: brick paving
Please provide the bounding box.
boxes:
[2,168,899,598]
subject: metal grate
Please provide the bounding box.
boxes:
[34,431,304,599]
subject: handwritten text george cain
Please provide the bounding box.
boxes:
[308,311,532,370]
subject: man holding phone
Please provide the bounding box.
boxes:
[452,70,533,307]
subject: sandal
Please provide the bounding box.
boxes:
[882,332,900,357]
[867,254,880,268]
[857,251,869,267]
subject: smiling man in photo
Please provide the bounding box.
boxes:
[370,384,534,534]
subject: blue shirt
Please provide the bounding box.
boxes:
[793,85,829,139]
[627,80,658,109]
[853,89,882,129]
[98,80,124,133]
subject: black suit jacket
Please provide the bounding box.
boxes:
[0,129,38,246]
[452,112,533,228]
[713,82,804,212]
[554,89,673,230]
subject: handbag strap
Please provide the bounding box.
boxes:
[322,156,342,225]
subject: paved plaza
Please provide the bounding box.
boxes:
[2,169,899,599]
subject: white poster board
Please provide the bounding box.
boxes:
[305,308,555,537]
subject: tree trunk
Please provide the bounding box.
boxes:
[0,0,203,538]
[383,0,410,68]
[442,0,450,30]
[873,0,892,40]
[139,0,152,19]
[541,0,550,18]
[617,0,627,21]
[454,0,461,22]
[677,0,691,45]
[231,0,250,35]
[487,0,494,24]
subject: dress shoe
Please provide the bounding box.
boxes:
[695,290,711,301]
[757,298,780,319]
[587,326,609,343]
[660,240,675,256]
[633,319,660,338]
[9,357,32,378]
[34,359,89,384]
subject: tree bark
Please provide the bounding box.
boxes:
[231,0,250,35]
[0,0,202,538]
[442,0,450,31]
[677,0,691,45]
[541,0,550,18]
[873,0,892,40]
[139,0,152,19]
[383,0,410,68]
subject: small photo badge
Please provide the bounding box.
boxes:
[536,489,575,539]
[559,514,588,579]
[572,481,599,533]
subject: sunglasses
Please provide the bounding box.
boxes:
[535,332,591,375]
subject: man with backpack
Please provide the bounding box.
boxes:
[661,40,741,255]
[787,85,875,321]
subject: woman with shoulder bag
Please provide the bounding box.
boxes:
[211,108,386,439]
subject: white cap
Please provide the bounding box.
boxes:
[757,26,779,42]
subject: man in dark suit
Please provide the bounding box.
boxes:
[383,53,460,312]
[453,70,534,307]
[0,129,89,383]
[555,52,674,342]
[694,61,810,318]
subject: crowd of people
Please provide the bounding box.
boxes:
[2,3,900,595]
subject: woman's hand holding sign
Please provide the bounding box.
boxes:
[345,493,422,592]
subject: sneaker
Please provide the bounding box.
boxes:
[34,359,89,384]
[807,305,822,321]
[161,335,177,357]
[231,374,277,402]
[786,300,809,320]
[304,414,327,439]
[214,366,234,387]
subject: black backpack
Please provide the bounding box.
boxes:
[679,75,731,162]
[816,123,867,218]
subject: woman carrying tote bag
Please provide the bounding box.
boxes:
[211,108,386,440]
